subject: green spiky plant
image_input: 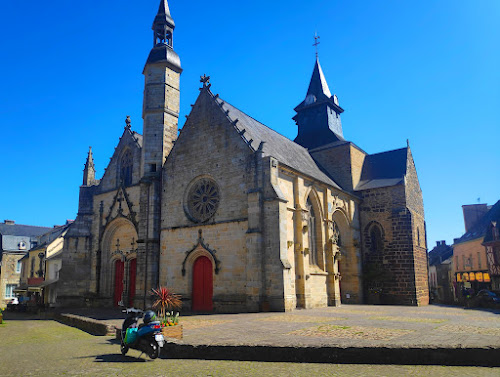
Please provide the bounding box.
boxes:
[151,286,181,320]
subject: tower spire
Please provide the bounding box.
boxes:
[142,0,182,175]
[153,0,175,48]
[83,146,96,186]
[293,58,344,149]
[145,0,181,72]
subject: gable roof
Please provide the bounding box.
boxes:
[455,200,500,244]
[34,223,72,251]
[355,147,408,191]
[0,223,51,237]
[428,242,453,266]
[213,95,341,189]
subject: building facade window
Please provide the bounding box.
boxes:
[16,260,22,273]
[120,150,133,186]
[455,256,459,270]
[30,257,35,277]
[307,198,318,266]
[186,177,221,223]
[5,284,17,298]
[477,252,481,269]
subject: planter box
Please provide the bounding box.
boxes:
[162,324,183,339]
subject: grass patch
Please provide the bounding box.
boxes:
[369,316,448,324]
[289,324,414,340]
[436,325,500,336]
[259,315,347,323]
[180,318,234,330]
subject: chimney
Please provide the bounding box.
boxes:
[4,220,15,225]
[462,204,489,232]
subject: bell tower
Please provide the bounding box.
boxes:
[137,0,182,309]
[142,0,182,175]
[293,58,344,150]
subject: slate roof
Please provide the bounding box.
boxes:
[153,0,175,28]
[34,223,72,251]
[131,131,143,147]
[455,200,500,244]
[295,58,333,111]
[0,223,51,237]
[355,147,408,191]
[428,242,454,266]
[214,96,342,189]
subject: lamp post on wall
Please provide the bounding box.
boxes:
[112,238,137,308]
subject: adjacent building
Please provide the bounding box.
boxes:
[453,202,500,296]
[428,240,454,304]
[0,220,51,306]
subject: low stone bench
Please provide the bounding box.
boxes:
[55,313,116,336]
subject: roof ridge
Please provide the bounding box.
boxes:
[0,223,51,228]
[368,146,407,157]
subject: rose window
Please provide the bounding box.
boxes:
[187,178,220,222]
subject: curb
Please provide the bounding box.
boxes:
[161,343,500,367]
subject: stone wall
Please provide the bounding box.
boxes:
[359,149,428,306]
[0,253,24,306]
[160,89,255,312]
[310,143,366,192]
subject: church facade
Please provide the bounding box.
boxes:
[57,1,428,312]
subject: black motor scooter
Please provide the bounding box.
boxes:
[120,308,165,359]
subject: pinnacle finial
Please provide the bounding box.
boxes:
[86,146,94,166]
[200,74,211,89]
[125,115,131,129]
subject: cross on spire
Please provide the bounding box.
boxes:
[313,33,321,58]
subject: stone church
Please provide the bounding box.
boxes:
[57,0,429,312]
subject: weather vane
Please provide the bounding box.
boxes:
[313,33,321,58]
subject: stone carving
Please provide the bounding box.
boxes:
[181,229,220,276]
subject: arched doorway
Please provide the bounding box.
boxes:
[101,218,138,307]
[192,256,213,311]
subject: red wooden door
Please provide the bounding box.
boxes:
[128,259,137,307]
[114,260,124,307]
[192,256,213,311]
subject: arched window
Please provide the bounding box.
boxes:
[332,221,342,246]
[306,197,323,266]
[120,150,133,186]
[369,224,384,253]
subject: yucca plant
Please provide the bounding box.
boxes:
[151,286,181,319]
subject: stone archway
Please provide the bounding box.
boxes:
[101,218,138,307]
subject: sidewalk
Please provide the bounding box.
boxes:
[55,304,500,366]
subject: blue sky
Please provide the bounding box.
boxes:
[0,0,498,248]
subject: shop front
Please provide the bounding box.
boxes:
[456,271,492,296]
